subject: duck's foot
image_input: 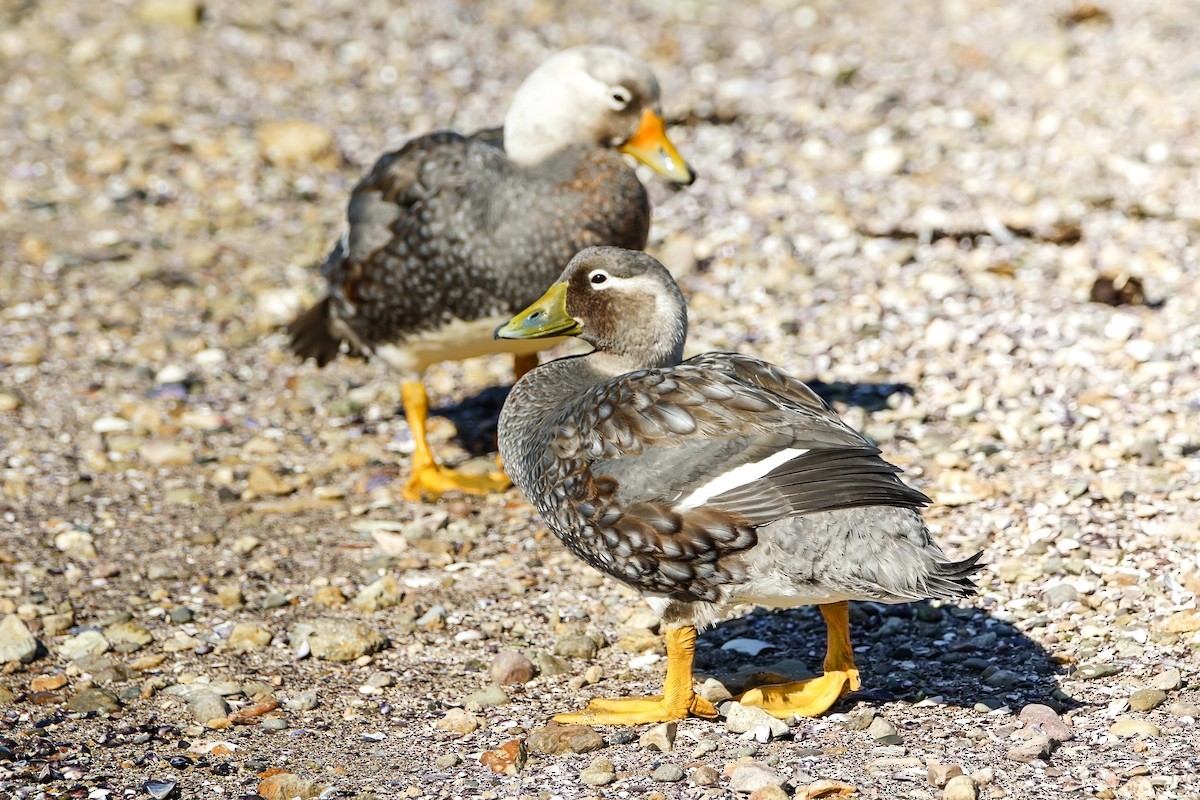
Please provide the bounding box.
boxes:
[554,693,718,726]
[553,624,715,725]
[401,463,511,502]
[736,667,860,719]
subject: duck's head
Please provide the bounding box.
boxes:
[503,46,696,185]
[496,246,688,370]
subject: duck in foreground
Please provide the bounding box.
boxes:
[496,247,982,724]
[288,46,695,501]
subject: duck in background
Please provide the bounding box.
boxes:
[289,46,695,501]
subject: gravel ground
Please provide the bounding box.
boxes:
[3,0,1200,798]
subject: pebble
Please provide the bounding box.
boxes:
[699,677,733,705]
[1018,704,1073,742]
[216,585,244,609]
[0,614,39,664]
[639,721,677,751]
[1042,582,1079,607]
[285,692,319,712]
[480,739,526,775]
[1150,668,1182,692]
[256,119,336,168]
[691,764,720,786]
[724,701,789,739]
[258,772,327,800]
[104,621,153,649]
[30,673,68,692]
[1128,688,1167,712]
[169,607,195,624]
[651,763,685,782]
[435,754,461,768]
[580,757,615,786]
[489,649,535,686]
[416,604,446,629]
[289,618,387,662]
[228,623,273,652]
[943,774,980,800]
[554,633,602,660]
[1076,662,1122,680]
[435,708,480,734]
[66,686,122,714]
[862,144,906,176]
[462,684,509,708]
[867,715,903,744]
[54,530,97,560]
[187,690,230,724]
[1006,732,1053,763]
[525,721,605,755]
[750,787,790,800]
[928,761,964,787]
[535,651,570,676]
[352,576,404,613]
[1109,718,1160,738]
[137,0,202,26]
[58,630,110,660]
[139,441,194,467]
[729,762,786,793]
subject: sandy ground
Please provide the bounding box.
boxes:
[2,0,1200,798]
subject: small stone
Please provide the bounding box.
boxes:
[462,684,509,708]
[1128,688,1166,712]
[352,576,404,613]
[216,584,243,609]
[480,739,526,775]
[554,633,601,660]
[983,669,1019,689]
[231,535,260,555]
[639,721,677,752]
[0,686,12,705]
[526,721,605,754]
[1042,583,1078,607]
[30,673,68,692]
[415,604,446,630]
[104,621,153,649]
[138,0,203,27]
[435,708,480,734]
[1006,732,1053,762]
[228,623,272,652]
[862,144,906,176]
[1158,611,1200,634]
[285,691,319,712]
[290,618,387,662]
[0,615,39,664]
[258,772,327,800]
[58,630,109,660]
[867,715,902,744]
[142,779,178,800]
[794,780,858,799]
[651,763,685,782]
[699,677,733,705]
[169,607,194,623]
[691,765,720,786]
[139,441,194,467]
[749,787,790,800]
[616,628,663,654]
[435,753,461,768]
[311,586,347,607]
[54,530,97,560]
[256,120,336,168]
[729,762,786,793]
[66,686,122,714]
[247,465,295,496]
[580,757,615,786]
[928,761,964,787]
[261,718,287,730]
[1109,718,1160,738]
[943,774,980,800]
[1076,662,1123,680]
[535,651,570,676]
[489,650,535,686]
[724,701,789,739]
[1018,704,1073,742]
[42,612,74,636]
[1149,668,1182,692]
[187,690,230,724]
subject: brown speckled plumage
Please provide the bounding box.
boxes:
[287,47,690,372]
[498,248,981,628]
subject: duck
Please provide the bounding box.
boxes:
[287,46,695,502]
[495,247,982,724]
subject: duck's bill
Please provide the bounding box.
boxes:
[495,283,582,340]
[620,108,697,185]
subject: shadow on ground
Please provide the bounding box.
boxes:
[695,600,1080,715]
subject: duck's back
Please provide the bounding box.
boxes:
[291,131,650,366]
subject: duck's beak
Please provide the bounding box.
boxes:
[620,108,696,185]
[495,283,582,340]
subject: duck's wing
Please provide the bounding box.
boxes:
[549,356,928,601]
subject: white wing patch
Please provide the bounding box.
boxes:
[677,447,810,510]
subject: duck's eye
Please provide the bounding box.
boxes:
[608,86,632,110]
[589,270,609,285]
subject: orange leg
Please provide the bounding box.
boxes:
[737,601,861,718]
[400,380,510,501]
[553,625,718,725]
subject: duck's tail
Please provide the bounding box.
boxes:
[287,297,341,367]
[928,550,985,600]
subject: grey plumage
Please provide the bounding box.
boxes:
[497,247,981,629]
